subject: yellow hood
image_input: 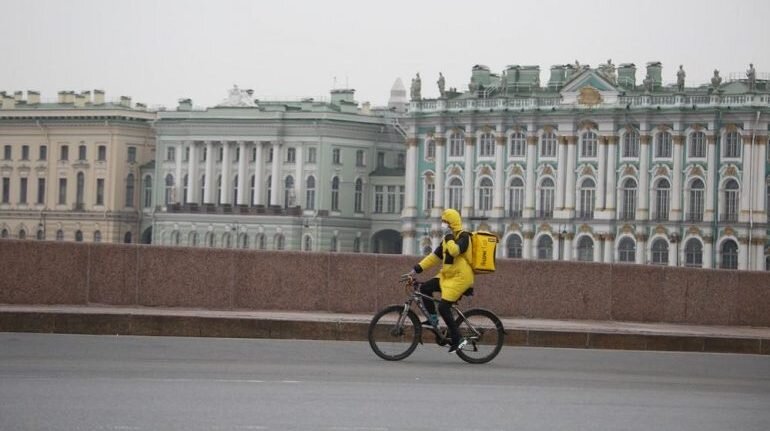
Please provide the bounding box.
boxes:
[441,208,463,234]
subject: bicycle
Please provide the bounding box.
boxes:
[367,274,505,364]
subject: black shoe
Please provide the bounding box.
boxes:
[448,339,468,354]
[421,319,438,327]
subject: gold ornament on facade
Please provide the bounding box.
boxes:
[687,226,701,236]
[623,165,635,176]
[690,166,703,177]
[621,224,634,234]
[542,165,553,176]
[579,224,592,233]
[577,86,603,106]
[579,120,599,131]
[656,166,668,177]
[479,166,492,176]
[509,223,521,232]
[539,223,552,233]
[511,165,523,176]
[654,225,667,234]
[543,125,555,134]
[582,165,593,176]
[481,125,493,133]
[724,165,737,177]
[725,124,738,132]
[449,166,462,176]
[724,227,735,236]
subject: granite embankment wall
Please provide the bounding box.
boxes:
[1,240,768,327]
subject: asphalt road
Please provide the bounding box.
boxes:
[1,333,768,431]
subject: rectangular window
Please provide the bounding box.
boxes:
[167,147,176,161]
[374,186,384,213]
[1,178,9,203]
[724,132,741,158]
[78,145,87,161]
[386,185,396,213]
[127,146,137,163]
[60,145,69,161]
[39,145,47,161]
[689,133,705,158]
[58,178,67,204]
[21,145,29,160]
[286,147,296,163]
[96,179,104,205]
[98,145,106,161]
[510,134,526,157]
[3,145,11,160]
[425,182,434,210]
[509,186,523,217]
[356,150,365,167]
[37,178,45,204]
[307,147,316,163]
[19,177,27,204]
[332,148,341,164]
[377,152,385,167]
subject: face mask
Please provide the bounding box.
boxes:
[441,222,450,231]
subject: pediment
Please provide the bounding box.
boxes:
[560,70,620,105]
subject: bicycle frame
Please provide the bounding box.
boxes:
[399,278,479,343]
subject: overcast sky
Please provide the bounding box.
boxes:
[2,0,769,109]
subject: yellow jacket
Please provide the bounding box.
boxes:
[414,209,474,302]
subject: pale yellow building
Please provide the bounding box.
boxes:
[0,90,155,243]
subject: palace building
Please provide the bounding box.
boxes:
[400,61,770,270]
[0,90,155,243]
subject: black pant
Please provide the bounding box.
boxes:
[419,278,460,346]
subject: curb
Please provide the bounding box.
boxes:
[1,309,768,355]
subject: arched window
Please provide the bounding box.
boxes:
[93,230,101,243]
[256,233,266,250]
[508,178,524,218]
[36,228,44,240]
[144,175,153,208]
[284,175,294,208]
[425,139,435,160]
[539,178,554,218]
[724,131,741,158]
[76,172,85,207]
[275,234,285,250]
[723,179,739,222]
[687,179,705,222]
[189,231,198,247]
[171,231,180,246]
[618,237,636,262]
[537,235,553,260]
[448,177,463,210]
[330,235,338,252]
[75,230,83,242]
[684,238,702,268]
[579,178,595,219]
[124,232,132,244]
[541,132,557,157]
[56,229,64,241]
[125,174,135,207]
[478,177,493,211]
[577,236,594,261]
[354,178,363,213]
[305,176,316,210]
[1,228,9,238]
[509,132,526,157]
[331,176,340,211]
[304,235,312,251]
[623,130,639,158]
[222,232,231,248]
[581,131,597,158]
[449,132,464,157]
[18,229,26,240]
[651,238,669,265]
[621,178,637,220]
[238,232,248,249]
[479,133,495,157]
[424,179,435,211]
[165,174,174,205]
[353,237,361,253]
[654,178,670,221]
[720,239,738,269]
[507,235,522,258]
[689,131,706,158]
[655,131,672,158]
[205,232,215,247]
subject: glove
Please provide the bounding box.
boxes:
[444,233,454,242]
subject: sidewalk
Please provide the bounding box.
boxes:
[1,304,768,355]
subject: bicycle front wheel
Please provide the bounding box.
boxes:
[368,305,421,361]
[455,308,505,364]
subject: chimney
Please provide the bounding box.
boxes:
[119,96,131,107]
[548,65,566,90]
[58,91,67,104]
[2,95,16,109]
[645,61,662,89]
[80,90,91,104]
[74,94,86,108]
[14,91,23,102]
[177,98,193,111]
[27,91,40,105]
[330,89,355,106]
[64,91,75,104]
[617,63,637,89]
[94,89,105,105]
[135,102,146,111]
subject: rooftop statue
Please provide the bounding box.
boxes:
[711,69,722,89]
[599,59,617,85]
[746,63,756,91]
[499,70,508,96]
[676,65,686,92]
[410,73,422,100]
[643,73,653,93]
[217,85,257,107]
[437,72,445,98]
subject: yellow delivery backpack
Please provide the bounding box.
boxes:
[468,231,498,274]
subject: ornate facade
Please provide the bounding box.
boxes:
[0,90,155,243]
[401,62,770,270]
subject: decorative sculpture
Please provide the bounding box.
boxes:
[410,73,422,100]
[676,65,686,92]
[746,63,756,91]
[711,69,722,89]
[437,72,445,98]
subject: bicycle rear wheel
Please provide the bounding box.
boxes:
[368,305,421,361]
[455,308,505,364]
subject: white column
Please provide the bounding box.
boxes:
[593,235,603,263]
[703,238,713,269]
[740,139,753,221]
[203,141,214,204]
[754,135,767,217]
[635,235,646,264]
[405,137,418,216]
[668,238,678,266]
[269,141,281,206]
[522,233,533,259]
[433,132,445,214]
[294,143,303,208]
[604,136,617,214]
[253,142,264,206]
[552,235,560,260]
[402,231,415,256]
[493,131,506,218]
[186,141,199,204]
[639,135,651,219]
[671,135,684,221]
[603,235,614,263]
[755,243,765,271]
[175,141,184,203]
[595,140,607,212]
[236,141,247,205]
[221,141,232,205]
[462,132,475,216]
[524,135,537,217]
[555,136,567,210]
[704,135,716,222]
[738,238,749,270]
[564,136,577,216]
[563,234,573,261]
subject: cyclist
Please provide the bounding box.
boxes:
[409,208,473,353]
